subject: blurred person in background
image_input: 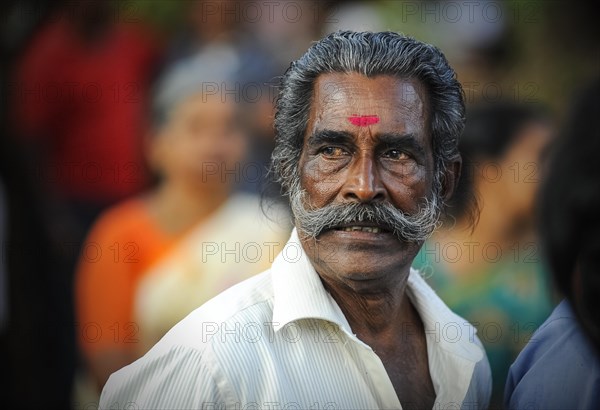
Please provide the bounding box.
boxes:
[505,79,600,409]
[75,52,288,398]
[10,0,161,245]
[412,102,555,407]
[4,2,160,408]
[164,0,281,195]
[165,0,339,195]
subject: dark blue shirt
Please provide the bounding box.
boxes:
[505,299,600,409]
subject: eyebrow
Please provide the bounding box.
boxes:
[377,133,427,158]
[307,130,355,146]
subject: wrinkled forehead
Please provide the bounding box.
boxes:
[306,72,430,138]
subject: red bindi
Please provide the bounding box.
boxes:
[347,114,380,127]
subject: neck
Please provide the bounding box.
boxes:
[148,180,231,236]
[319,270,416,344]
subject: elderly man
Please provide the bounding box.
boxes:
[100,31,491,410]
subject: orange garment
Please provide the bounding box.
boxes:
[75,198,178,356]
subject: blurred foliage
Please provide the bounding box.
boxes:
[121,0,186,33]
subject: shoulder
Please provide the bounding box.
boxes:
[505,300,600,409]
[408,269,487,360]
[100,343,227,409]
[100,270,275,408]
[408,269,492,408]
[510,300,586,368]
[158,269,275,350]
[87,197,151,241]
[463,349,492,409]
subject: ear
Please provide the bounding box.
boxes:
[441,157,462,203]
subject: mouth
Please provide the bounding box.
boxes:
[328,222,392,234]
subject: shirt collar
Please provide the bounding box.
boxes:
[271,228,484,362]
[406,267,484,362]
[271,228,352,334]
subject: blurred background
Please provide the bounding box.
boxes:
[0,1,597,409]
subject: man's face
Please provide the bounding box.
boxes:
[296,73,436,290]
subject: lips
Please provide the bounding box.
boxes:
[329,222,392,234]
[335,226,383,233]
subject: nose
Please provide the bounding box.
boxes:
[340,153,387,203]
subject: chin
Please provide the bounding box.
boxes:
[314,244,416,285]
[330,265,409,295]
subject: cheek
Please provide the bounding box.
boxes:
[171,140,191,163]
[300,156,345,206]
[222,136,247,162]
[236,135,250,159]
[384,165,432,211]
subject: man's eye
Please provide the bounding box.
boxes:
[319,147,349,157]
[383,149,410,160]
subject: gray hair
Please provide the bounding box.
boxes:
[151,46,241,130]
[271,31,466,209]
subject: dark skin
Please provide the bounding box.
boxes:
[298,73,461,409]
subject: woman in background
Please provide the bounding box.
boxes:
[413,102,556,407]
[75,52,289,397]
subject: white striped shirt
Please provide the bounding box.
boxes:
[100,229,491,410]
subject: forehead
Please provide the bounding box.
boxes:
[306,72,429,138]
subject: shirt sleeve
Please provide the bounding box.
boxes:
[99,344,226,409]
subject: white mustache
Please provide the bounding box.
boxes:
[290,188,441,242]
